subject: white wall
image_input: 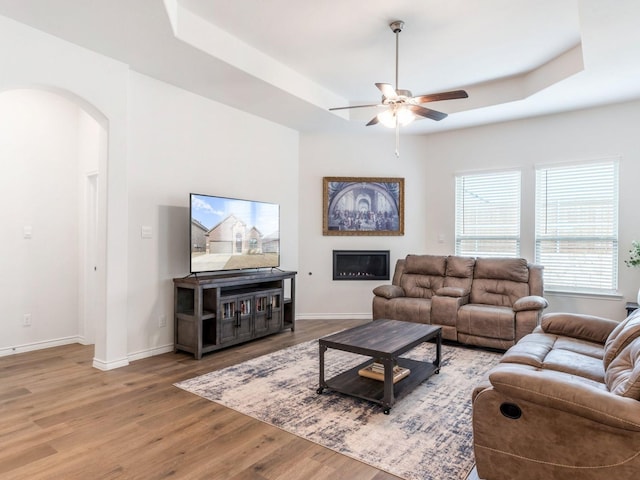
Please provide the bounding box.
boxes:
[0,15,299,365]
[298,100,640,321]
[0,90,81,352]
[125,72,299,359]
[0,15,131,367]
[298,133,437,318]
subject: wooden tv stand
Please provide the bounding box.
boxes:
[173,270,296,359]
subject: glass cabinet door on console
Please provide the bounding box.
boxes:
[220,294,253,344]
[254,289,283,335]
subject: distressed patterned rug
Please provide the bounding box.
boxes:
[175,339,501,480]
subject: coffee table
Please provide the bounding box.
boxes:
[317,319,442,414]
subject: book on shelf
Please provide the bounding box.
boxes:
[358,362,410,383]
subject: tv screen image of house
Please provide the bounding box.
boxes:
[190,193,280,273]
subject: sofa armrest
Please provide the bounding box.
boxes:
[487,366,640,431]
[541,312,619,344]
[435,286,468,297]
[372,284,405,299]
[513,295,548,312]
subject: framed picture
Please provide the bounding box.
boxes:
[323,177,404,236]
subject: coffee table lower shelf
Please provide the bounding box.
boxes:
[317,357,439,414]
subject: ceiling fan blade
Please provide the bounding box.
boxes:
[408,105,448,121]
[366,115,380,126]
[414,90,468,104]
[376,83,398,100]
[329,103,381,111]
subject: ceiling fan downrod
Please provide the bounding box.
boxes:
[390,21,404,91]
[390,20,404,158]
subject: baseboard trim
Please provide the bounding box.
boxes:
[92,344,174,370]
[127,344,175,362]
[0,336,82,357]
[92,356,130,371]
[1,335,174,370]
[296,313,373,321]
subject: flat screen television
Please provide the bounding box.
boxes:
[190,193,280,274]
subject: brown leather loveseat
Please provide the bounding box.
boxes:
[372,254,547,349]
[472,310,640,479]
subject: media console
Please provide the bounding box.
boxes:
[173,270,296,359]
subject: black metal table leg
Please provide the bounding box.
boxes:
[317,342,327,394]
[434,330,442,373]
[382,355,395,414]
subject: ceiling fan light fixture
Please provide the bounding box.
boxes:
[397,106,416,126]
[377,105,415,128]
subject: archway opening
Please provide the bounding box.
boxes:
[0,88,108,357]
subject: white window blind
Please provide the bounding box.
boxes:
[455,170,521,257]
[535,160,618,294]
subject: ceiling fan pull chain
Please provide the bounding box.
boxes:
[395,123,400,158]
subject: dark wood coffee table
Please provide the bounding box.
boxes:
[317,319,442,414]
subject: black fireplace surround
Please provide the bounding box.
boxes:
[333,250,390,281]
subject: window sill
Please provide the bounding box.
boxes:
[543,290,623,301]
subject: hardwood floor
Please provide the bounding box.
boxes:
[1,319,482,479]
[1,319,407,480]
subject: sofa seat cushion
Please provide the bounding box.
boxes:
[543,348,605,382]
[604,309,640,369]
[499,333,555,367]
[457,304,515,340]
[605,339,640,399]
[384,297,432,324]
[554,337,604,359]
[499,332,606,382]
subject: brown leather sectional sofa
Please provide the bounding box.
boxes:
[472,310,640,479]
[372,254,548,349]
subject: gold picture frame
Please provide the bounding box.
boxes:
[322,177,404,236]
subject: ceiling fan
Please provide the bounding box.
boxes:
[330,20,468,156]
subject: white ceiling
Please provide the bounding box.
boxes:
[1,0,639,135]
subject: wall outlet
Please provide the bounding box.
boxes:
[23,313,32,327]
[159,314,167,328]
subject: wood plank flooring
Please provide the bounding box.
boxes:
[0,319,479,480]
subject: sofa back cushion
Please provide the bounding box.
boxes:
[391,259,406,286]
[604,338,640,399]
[603,309,640,369]
[470,258,530,307]
[443,256,475,293]
[403,254,446,275]
[527,264,545,296]
[400,255,446,299]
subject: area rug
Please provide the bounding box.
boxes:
[175,339,501,480]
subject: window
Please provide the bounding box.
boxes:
[455,170,521,257]
[535,159,618,294]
